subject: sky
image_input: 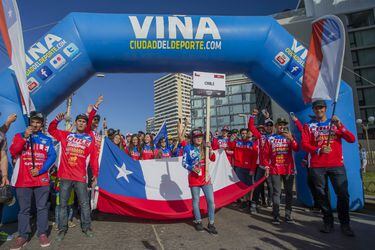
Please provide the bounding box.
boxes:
[0,0,299,133]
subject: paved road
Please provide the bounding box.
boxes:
[1,203,374,250]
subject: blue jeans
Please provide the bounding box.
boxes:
[191,184,215,224]
[16,186,50,238]
[59,179,91,232]
[55,205,73,225]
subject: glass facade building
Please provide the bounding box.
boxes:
[191,74,256,132]
[347,8,375,138]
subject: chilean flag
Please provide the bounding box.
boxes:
[302,15,345,104]
[0,0,33,115]
[96,138,264,220]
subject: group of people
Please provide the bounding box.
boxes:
[0,94,357,249]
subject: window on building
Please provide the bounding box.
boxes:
[192,99,203,108]
[244,104,251,113]
[211,108,216,116]
[349,29,375,48]
[228,85,242,94]
[194,119,204,128]
[229,94,242,104]
[233,115,245,125]
[242,84,252,92]
[217,116,230,126]
[355,67,375,86]
[363,87,375,106]
[211,118,217,126]
[347,9,375,29]
[355,48,375,66]
[232,104,243,114]
[217,106,230,115]
[357,89,365,106]
[242,93,251,102]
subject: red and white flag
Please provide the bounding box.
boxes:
[302,15,346,104]
[0,0,33,115]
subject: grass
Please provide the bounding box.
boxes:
[363,171,375,195]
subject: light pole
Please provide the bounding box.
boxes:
[356,116,375,165]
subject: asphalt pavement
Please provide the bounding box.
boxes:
[1,203,375,250]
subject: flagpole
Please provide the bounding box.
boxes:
[205,96,211,182]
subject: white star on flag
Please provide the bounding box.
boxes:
[115,163,133,183]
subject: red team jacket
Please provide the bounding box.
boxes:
[212,136,234,165]
[10,132,56,187]
[263,134,299,175]
[301,119,355,168]
[228,139,258,172]
[48,119,99,183]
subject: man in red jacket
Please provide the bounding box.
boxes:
[263,118,298,225]
[9,112,56,249]
[48,113,99,241]
[301,100,356,236]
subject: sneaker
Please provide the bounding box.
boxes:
[207,223,218,235]
[341,224,355,237]
[56,230,66,242]
[193,221,204,232]
[83,229,94,238]
[10,236,28,250]
[68,221,76,228]
[271,217,281,225]
[285,216,295,224]
[39,234,51,248]
[319,223,334,233]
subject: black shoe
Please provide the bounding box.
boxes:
[285,215,295,224]
[56,230,66,242]
[193,221,204,232]
[271,217,280,225]
[83,229,94,238]
[341,224,355,237]
[207,223,218,235]
[319,223,334,233]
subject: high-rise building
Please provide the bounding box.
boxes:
[154,73,192,138]
[145,117,155,134]
[260,1,375,141]
[191,74,256,132]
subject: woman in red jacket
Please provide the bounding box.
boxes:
[182,129,217,234]
[141,133,155,160]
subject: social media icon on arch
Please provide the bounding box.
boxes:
[63,43,79,58]
[37,66,53,80]
[50,54,66,69]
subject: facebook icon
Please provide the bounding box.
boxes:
[287,61,302,77]
[37,66,53,80]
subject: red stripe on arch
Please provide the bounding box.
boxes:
[302,19,325,103]
[0,2,12,58]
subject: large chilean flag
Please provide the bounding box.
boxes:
[96,138,264,220]
[0,0,32,115]
[302,15,346,104]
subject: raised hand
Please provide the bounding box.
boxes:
[95,95,104,107]
[24,126,33,138]
[6,113,17,124]
[55,113,66,122]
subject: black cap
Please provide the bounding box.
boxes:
[29,111,45,122]
[138,131,145,135]
[312,99,327,108]
[75,113,88,122]
[191,128,204,138]
[107,128,115,136]
[276,117,289,125]
[240,128,249,133]
[93,114,101,121]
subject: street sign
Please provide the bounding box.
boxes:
[193,71,226,97]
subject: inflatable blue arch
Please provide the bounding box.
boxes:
[0,13,363,222]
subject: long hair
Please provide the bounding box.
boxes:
[129,134,142,155]
[144,133,154,150]
[191,137,205,160]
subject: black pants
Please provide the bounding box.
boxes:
[252,167,266,204]
[310,167,350,225]
[270,175,294,218]
[307,168,320,208]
